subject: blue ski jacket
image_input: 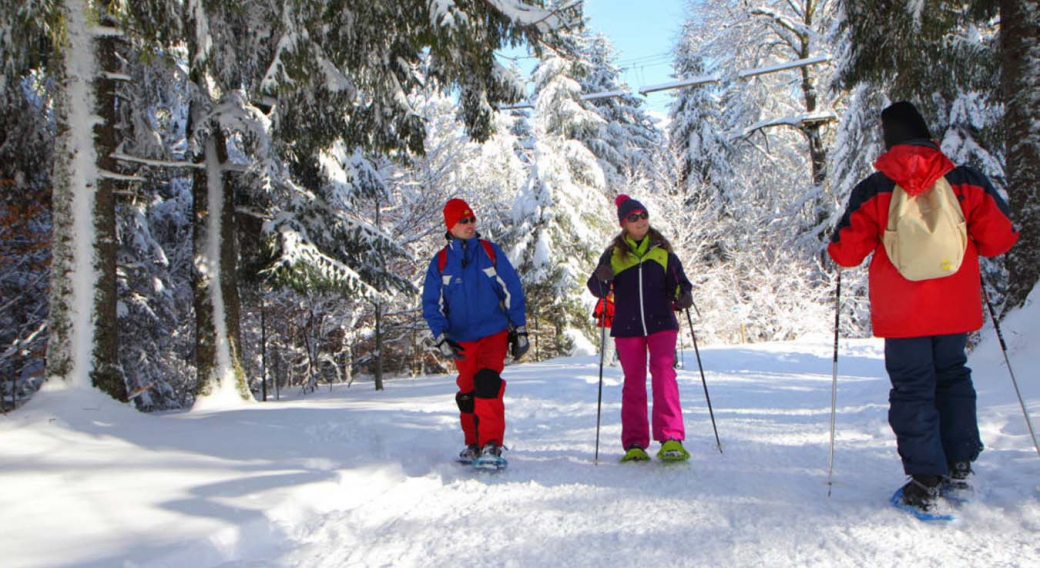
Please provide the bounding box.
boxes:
[422,235,526,343]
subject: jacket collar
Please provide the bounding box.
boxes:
[446,232,483,261]
[874,140,954,196]
[625,235,657,258]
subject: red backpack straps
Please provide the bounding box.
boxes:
[437,240,496,274]
[480,239,496,265]
[437,247,448,273]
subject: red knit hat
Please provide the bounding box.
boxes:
[443,198,475,230]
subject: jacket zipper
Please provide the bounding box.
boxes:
[637,259,648,336]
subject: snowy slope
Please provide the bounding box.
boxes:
[2,320,1038,568]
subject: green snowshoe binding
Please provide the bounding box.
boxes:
[657,440,690,462]
[620,446,651,463]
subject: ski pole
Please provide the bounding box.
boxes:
[677,310,686,369]
[595,297,607,464]
[827,270,841,497]
[981,277,1040,459]
[684,308,722,453]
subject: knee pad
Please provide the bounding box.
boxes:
[473,368,503,399]
[455,391,475,413]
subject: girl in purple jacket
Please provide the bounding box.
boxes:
[587,195,694,462]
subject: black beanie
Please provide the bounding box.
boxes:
[881,101,932,149]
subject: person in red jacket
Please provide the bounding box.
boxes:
[828,102,1018,516]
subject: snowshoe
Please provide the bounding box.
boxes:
[891,475,955,522]
[473,442,507,471]
[456,444,480,465]
[657,440,690,462]
[941,461,976,503]
[620,446,650,463]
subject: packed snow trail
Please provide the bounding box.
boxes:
[1,335,1038,568]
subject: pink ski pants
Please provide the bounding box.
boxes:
[615,330,684,448]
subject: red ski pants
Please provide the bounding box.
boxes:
[454,330,508,447]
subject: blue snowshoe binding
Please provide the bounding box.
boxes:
[456,444,480,465]
[473,442,507,471]
[940,461,975,503]
[891,475,955,522]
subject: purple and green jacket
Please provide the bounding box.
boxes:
[586,236,692,338]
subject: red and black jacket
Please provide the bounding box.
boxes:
[828,141,1018,338]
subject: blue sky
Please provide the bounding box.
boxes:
[499,0,690,117]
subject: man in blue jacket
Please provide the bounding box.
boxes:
[422,198,528,467]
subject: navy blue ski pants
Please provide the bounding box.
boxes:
[884,333,983,477]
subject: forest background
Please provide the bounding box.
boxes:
[1,0,1036,411]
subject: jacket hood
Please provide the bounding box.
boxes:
[874,142,954,196]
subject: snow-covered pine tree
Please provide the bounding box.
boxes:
[110,57,197,408]
[667,32,736,228]
[578,32,661,187]
[0,78,52,409]
[0,0,59,406]
[1,0,191,406]
[43,0,132,400]
[509,49,612,358]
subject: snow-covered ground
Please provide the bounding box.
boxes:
[3,305,1039,568]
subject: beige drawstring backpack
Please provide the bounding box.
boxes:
[882,176,967,281]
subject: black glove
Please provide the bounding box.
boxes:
[509,326,530,360]
[675,289,694,310]
[593,263,614,284]
[435,334,466,360]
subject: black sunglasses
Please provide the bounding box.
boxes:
[457,216,477,225]
[626,211,649,223]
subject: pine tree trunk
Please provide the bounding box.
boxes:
[90,31,126,401]
[46,0,126,401]
[1001,0,1040,310]
[373,198,384,391]
[374,302,384,391]
[46,54,76,384]
[191,123,249,400]
[191,130,216,395]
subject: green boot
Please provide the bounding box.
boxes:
[657,440,690,462]
[620,446,651,463]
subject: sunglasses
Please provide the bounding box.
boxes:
[625,211,649,223]
[457,216,477,225]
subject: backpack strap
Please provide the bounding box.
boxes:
[437,239,496,273]
[480,239,496,264]
[437,248,448,273]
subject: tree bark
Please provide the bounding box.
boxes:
[1001,0,1040,310]
[46,0,126,401]
[90,30,127,401]
[373,197,385,391]
[191,122,249,399]
[797,2,829,231]
[45,52,75,384]
[374,302,384,391]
